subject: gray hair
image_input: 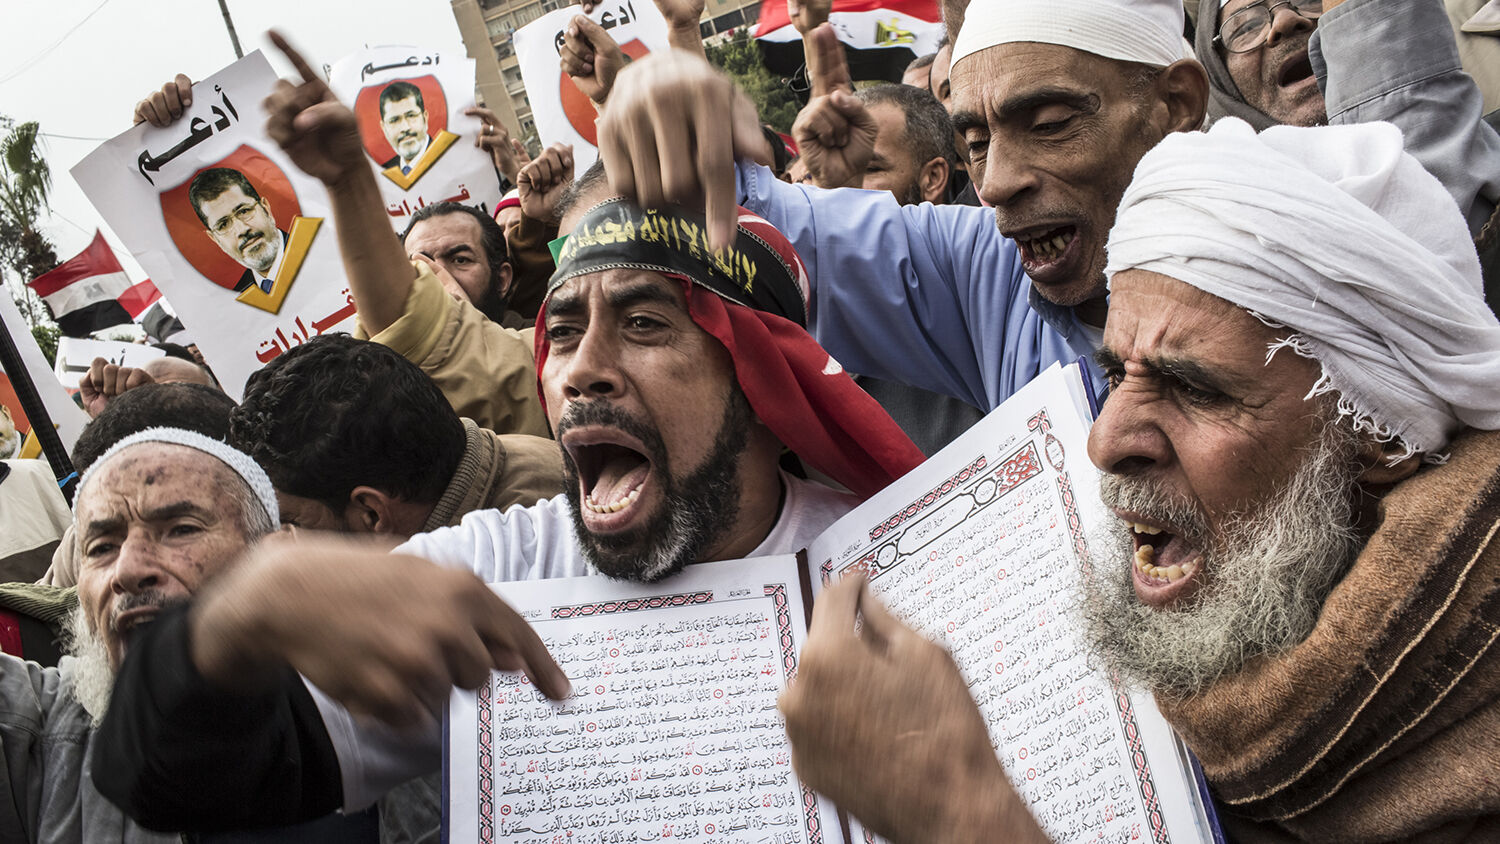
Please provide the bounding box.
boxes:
[855,83,957,170]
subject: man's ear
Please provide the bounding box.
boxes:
[1156,59,1211,134]
[1354,437,1425,487]
[344,486,402,534]
[918,157,950,205]
[496,261,515,300]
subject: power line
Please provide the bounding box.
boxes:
[0,0,115,87]
[38,132,108,142]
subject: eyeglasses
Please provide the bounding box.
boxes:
[1213,0,1323,53]
[210,201,264,236]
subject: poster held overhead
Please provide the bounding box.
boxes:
[327,47,504,231]
[72,52,358,400]
[513,1,672,172]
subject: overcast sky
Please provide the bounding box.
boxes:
[4,0,470,282]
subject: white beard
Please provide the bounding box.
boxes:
[1081,421,1366,697]
[64,607,113,728]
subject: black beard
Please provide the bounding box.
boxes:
[560,386,753,583]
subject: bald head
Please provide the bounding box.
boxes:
[143,356,215,388]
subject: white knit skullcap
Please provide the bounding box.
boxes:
[1105,118,1500,461]
[952,0,1186,71]
[77,427,279,524]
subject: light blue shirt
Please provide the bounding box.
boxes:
[736,162,1104,412]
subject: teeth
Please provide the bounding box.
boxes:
[584,486,641,514]
[1130,522,1163,535]
[1051,234,1067,251]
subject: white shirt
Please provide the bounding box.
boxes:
[312,471,860,810]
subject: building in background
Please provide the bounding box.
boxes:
[450,0,761,151]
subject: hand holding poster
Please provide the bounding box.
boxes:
[72,52,359,399]
[328,47,504,230]
[51,338,164,389]
[514,1,672,171]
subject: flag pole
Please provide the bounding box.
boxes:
[0,298,77,502]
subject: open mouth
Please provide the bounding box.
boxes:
[1277,52,1314,89]
[563,429,654,525]
[1011,224,1079,278]
[112,608,159,651]
[1123,516,1205,606]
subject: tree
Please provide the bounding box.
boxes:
[0,116,60,329]
[706,28,801,134]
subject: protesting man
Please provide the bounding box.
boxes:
[89,156,925,830]
[0,428,385,841]
[781,119,1500,841]
[1193,0,1500,234]
[595,0,1208,410]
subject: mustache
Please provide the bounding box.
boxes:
[556,401,667,470]
[398,130,422,142]
[238,229,264,249]
[1098,473,1209,541]
[108,589,178,632]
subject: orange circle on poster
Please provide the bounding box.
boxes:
[353,75,451,165]
[559,40,650,146]
[159,145,304,291]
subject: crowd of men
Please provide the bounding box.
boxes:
[2,0,1500,840]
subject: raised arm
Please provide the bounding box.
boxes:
[1312,0,1500,233]
[262,31,414,336]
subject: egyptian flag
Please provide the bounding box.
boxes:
[755,0,944,84]
[27,231,160,337]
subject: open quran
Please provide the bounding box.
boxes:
[446,363,1221,843]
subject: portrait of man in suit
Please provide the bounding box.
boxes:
[188,167,286,295]
[376,80,459,186]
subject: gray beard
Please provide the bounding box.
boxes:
[1081,421,1365,698]
[64,607,113,728]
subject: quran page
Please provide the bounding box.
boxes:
[445,555,846,844]
[806,363,1216,844]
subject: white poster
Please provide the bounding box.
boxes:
[71,52,359,400]
[328,46,504,232]
[52,338,164,388]
[514,1,671,172]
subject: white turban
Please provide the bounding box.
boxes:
[1105,118,1500,461]
[952,0,1186,71]
[78,427,279,524]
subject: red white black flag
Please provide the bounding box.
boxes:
[26,231,161,337]
[754,0,943,81]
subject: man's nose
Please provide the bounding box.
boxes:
[977,146,1041,211]
[1087,384,1173,477]
[561,326,624,400]
[1264,3,1316,47]
[110,533,164,596]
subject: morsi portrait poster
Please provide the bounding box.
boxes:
[513,1,671,172]
[328,46,503,232]
[72,52,358,400]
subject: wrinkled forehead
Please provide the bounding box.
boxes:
[77,443,234,518]
[1103,269,1280,363]
[546,268,690,318]
[950,41,1119,114]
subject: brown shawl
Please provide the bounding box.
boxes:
[1159,428,1500,843]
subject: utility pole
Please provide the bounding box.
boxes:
[218,0,245,59]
